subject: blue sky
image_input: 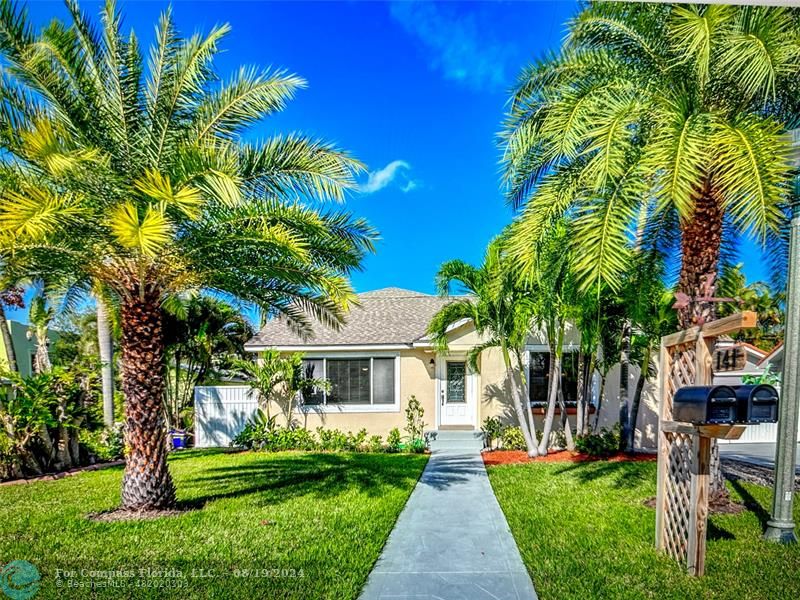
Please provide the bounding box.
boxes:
[9,1,770,321]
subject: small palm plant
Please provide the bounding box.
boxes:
[0,1,375,510]
[427,238,539,457]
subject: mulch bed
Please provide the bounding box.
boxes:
[0,460,125,487]
[482,449,657,467]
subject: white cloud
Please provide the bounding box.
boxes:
[361,160,419,194]
[390,2,515,92]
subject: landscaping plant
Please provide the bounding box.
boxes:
[428,237,540,456]
[403,395,426,451]
[0,0,375,511]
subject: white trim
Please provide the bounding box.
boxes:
[245,344,411,352]
[296,354,401,414]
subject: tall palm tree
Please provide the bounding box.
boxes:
[0,0,375,511]
[428,238,540,457]
[501,2,798,328]
[95,291,115,426]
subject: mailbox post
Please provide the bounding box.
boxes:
[765,130,800,544]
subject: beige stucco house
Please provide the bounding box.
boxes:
[230,287,661,451]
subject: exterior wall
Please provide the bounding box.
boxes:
[262,348,436,438]
[199,319,664,450]
[476,346,661,452]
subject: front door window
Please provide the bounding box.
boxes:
[446,361,466,403]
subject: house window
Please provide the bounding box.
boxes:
[529,351,579,405]
[300,357,397,406]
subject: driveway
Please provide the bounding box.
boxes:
[720,442,800,473]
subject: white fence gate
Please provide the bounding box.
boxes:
[194,386,258,448]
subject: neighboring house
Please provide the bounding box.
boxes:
[195,288,662,450]
[0,320,58,377]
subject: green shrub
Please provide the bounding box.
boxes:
[482,417,503,449]
[346,428,368,452]
[500,426,527,450]
[552,429,567,450]
[575,425,620,457]
[80,425,124,461]
[405,437,426,454]
[386,428,402,453]
[367,435,384,453]
[316,427,349,451]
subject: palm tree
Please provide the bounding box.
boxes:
[27,293,53,374]
[717,263,784,351]
[95,292,115,426]
[234,351,329,428]
[501,2,798,328]
[0,0,375,511]
[163,294,253,431]
[427,238,539,457]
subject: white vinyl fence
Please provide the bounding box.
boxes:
[194,386,258,448]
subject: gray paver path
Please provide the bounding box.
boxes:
[359,449,537,600]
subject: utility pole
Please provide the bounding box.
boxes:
[764,128,800,544]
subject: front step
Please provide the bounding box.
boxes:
[425,429,485,452]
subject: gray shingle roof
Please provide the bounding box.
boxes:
[245,287,456,348]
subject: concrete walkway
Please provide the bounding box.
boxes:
[359,450,537,600]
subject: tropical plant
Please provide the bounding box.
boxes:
[404,395,425,444]
[235,351,330,428]
[519,219,580,453]
[163,294,253,431]
[27,293,54,373]
[386,428,402,453]
[482,416,503,450]
[500,426,527,451]
[427,236,539,456]
[622,255,677,451]
[501,2,799,329]
[717,263,784,351]
[0,363,102,479]
[0,1,375,510]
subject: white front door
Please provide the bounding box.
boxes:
[437,357,477,428]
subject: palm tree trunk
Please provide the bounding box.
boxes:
[619,320,631,451]
[0,302,17,372]
[503,346,537,457]
[97,297,115,427]
[678,185,727,503]
[628,368,647,452]
[558,372,575,451]
[593,374,607,433]
[576,352,586,436]
[539,349,561,455]
[515,349,539,451]
[34,333,51,373]
[120,289,175,511]
[677,186,723,330]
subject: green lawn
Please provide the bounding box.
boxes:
[0,449,427,599]
[488,460,800,600]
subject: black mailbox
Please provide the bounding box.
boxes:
[734,384,779,424]
[673,385,738,424]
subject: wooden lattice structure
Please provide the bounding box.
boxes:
[655,312,756,576]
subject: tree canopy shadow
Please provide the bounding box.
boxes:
[175,452,427,510]
[551,460,651,488]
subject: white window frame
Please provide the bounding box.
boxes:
[298,352,401,413]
